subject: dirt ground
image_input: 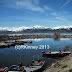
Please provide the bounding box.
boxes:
[43,53,72,72]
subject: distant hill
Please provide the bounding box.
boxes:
[0,25,72,33]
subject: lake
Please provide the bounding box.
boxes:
[0,38,72,68]
[1,33,72,36]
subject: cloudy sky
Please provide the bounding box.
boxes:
[0,0,72,27]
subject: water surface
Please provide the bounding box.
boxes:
[1,33,72,36]
[0,38,72,67]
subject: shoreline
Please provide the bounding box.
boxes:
[0,34,72,72]
[0,35,72,41]
[43,53,72,72]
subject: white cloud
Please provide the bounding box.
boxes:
[13,0,44,12]
[44,5,53,11]
[61,0,71,8]
[4,0,55,13]
[56,17,66,21]
[44,6,66,21]
[51,12,57,16]
[50,12,66,21]
[33,0,40,5]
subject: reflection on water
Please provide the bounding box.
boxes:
[0,33,53,36]
[0,38,72,68]
[1,33,72,36]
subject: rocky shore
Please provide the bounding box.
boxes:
[43,52,72,72]
[0,35,72,41]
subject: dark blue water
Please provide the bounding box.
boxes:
[1,33,72,36]
[0,38,72,67]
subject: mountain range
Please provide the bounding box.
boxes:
[0,25,72,33]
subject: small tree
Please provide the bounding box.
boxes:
[53,32,60,39]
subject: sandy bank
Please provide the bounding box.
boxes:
[43,53,72,72]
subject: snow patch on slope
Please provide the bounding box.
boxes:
[0,25,72,32]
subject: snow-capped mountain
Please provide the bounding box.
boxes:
[0,25,72,32]
[0,25,46,32]
[0,26,28,32]
[52,26,72,30]
[31,25,45,29]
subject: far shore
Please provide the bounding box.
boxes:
[0,35,72,41]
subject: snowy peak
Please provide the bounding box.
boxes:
[0,26,28,32]
[0,25,72,32]
[53,26,72,30]
[31,25,45,29]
